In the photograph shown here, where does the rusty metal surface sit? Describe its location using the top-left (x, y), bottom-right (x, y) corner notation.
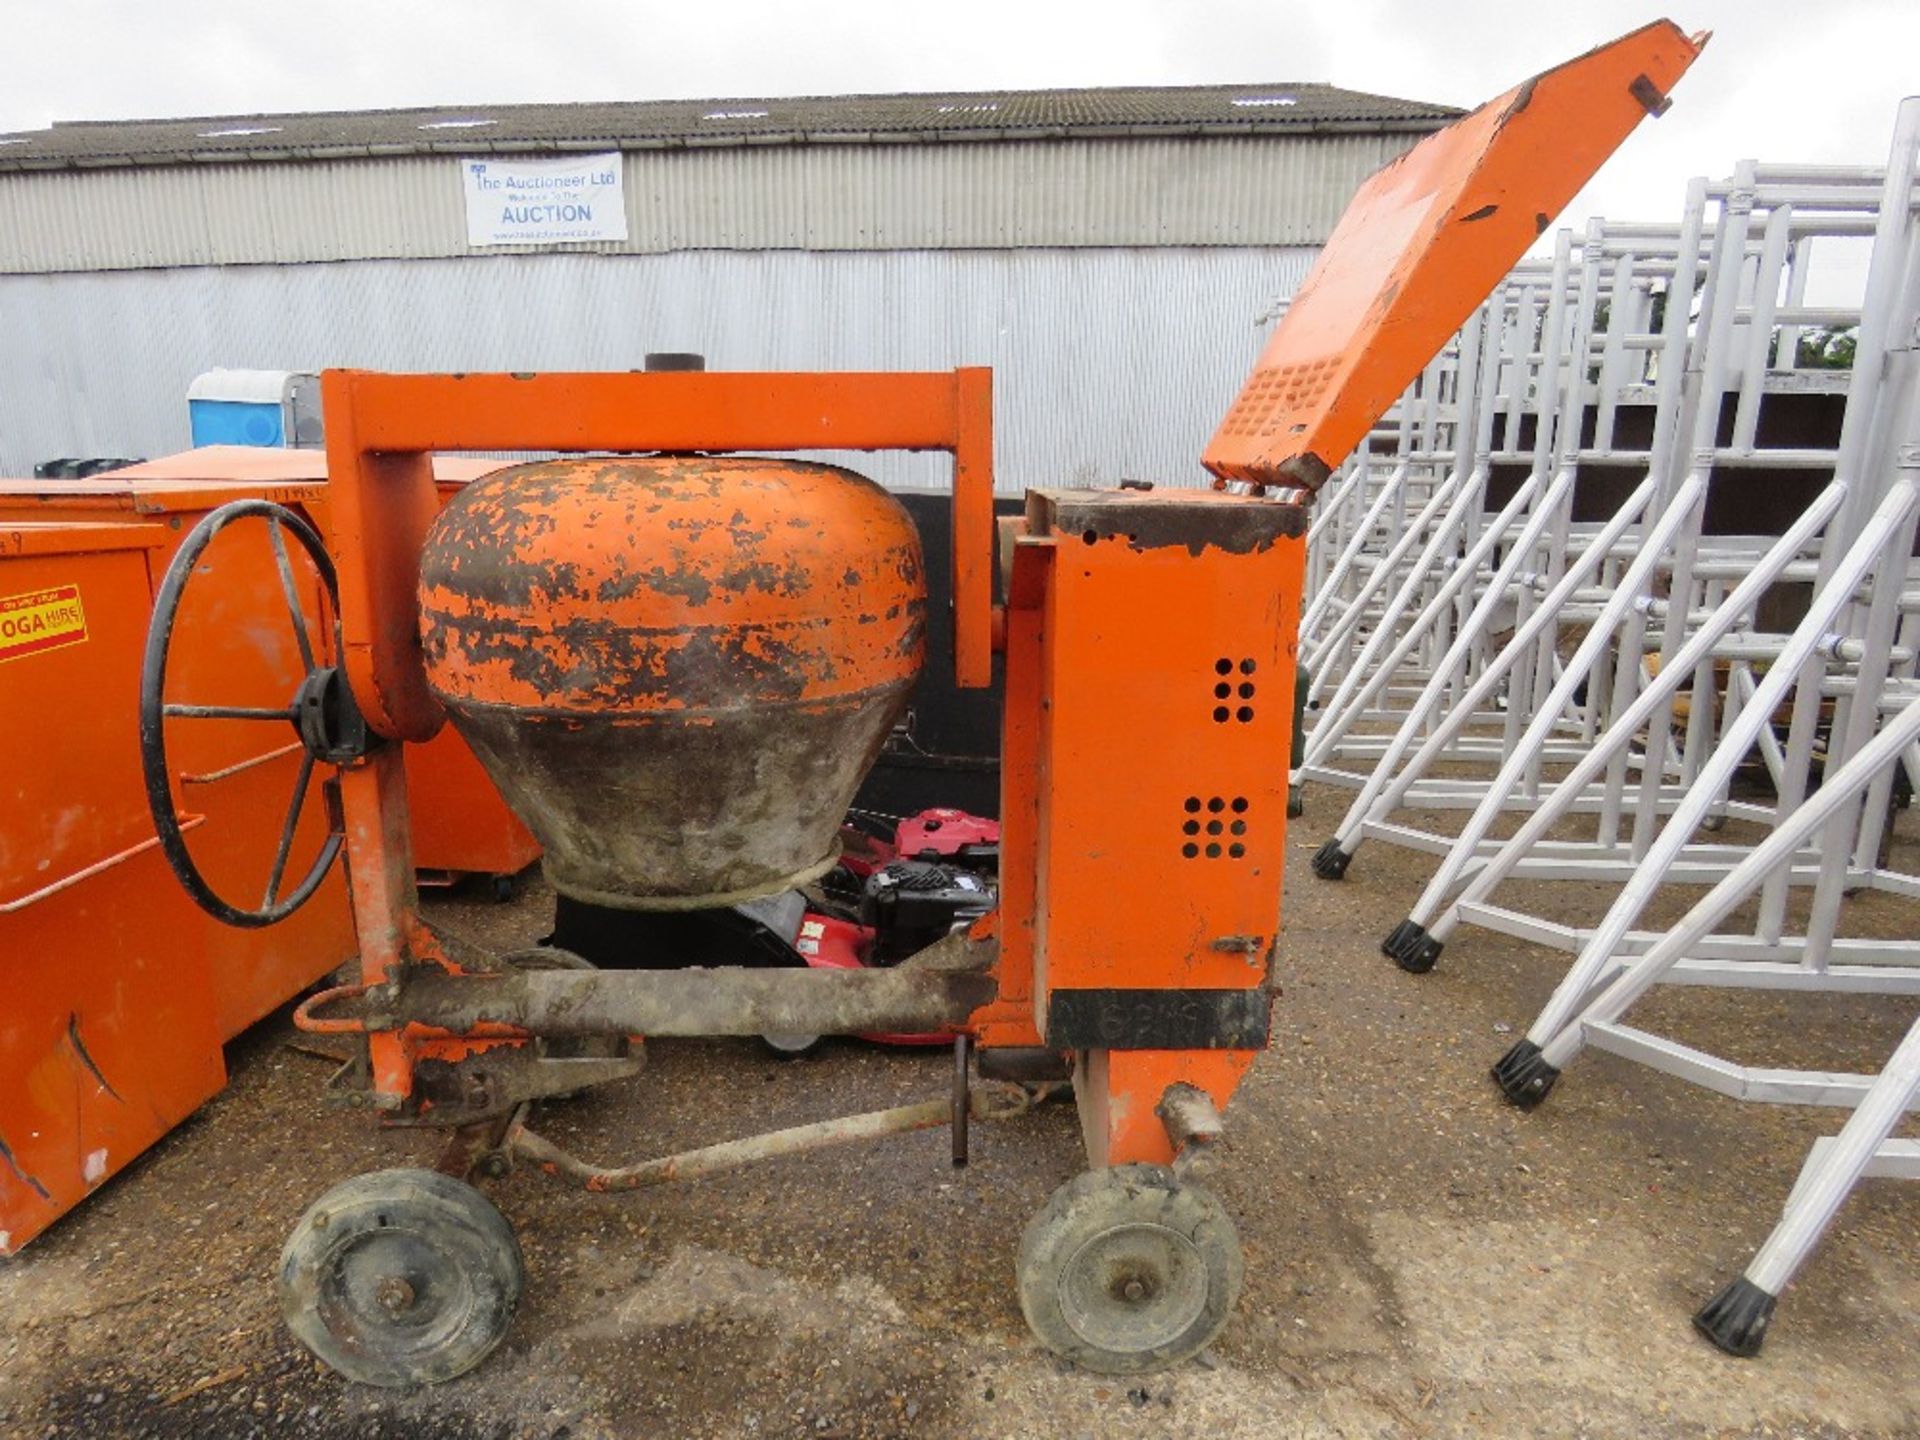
top-left (1155, 1081), bottom-right (1226, 1172)
top-left (417, 455), bottom-right (925, 907)
top-left (324, 369), bottom-right (989, 742)
top-left (508, 1099), bottom-right (956, 1194)
top-left (310, 367), bottom-right (997, 1119)
top-left (407, 1046), bottom-right (646, 1124)
top-left (1026, 486), bottom-right (1309, 555)
top-left (505, 1079), bottom-right (1048, 1194)
top-left (431, 1113), bottom-right (519, 1180)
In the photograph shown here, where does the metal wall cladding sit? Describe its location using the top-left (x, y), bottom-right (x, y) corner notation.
top-left (0, 135), bottom-right (1409, 273)
top-left (0, 246), bottom-right (1315, 488)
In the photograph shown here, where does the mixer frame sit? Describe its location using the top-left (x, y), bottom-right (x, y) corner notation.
top-left (305, 368), bottom-right (1007, 1120)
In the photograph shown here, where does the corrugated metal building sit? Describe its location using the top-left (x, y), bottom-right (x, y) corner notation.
top-left (0, 84), bottom-right (1456, 485)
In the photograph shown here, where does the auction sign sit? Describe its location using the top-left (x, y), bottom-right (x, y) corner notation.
top-left (461, 153), bottom-right (628, 246)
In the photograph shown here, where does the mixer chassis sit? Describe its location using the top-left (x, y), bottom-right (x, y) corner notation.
top-left (132, 20), bottom-right (1709, 1386)
top-left (137, 367), bottom-right (1300, 1379)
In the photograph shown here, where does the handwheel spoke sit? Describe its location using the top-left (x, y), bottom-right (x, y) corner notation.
top-left (268, 515), bottom-right (318, 675)
top-left (263, 749), bottom-right (317, 907)
top-left (164, 702), bottom-right (298, 721)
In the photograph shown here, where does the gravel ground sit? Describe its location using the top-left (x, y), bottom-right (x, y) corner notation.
top-left (2, 812), bottom-right (1916, 1439)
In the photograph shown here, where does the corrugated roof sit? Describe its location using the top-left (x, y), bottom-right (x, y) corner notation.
top-left (0, 82), bottom-right (1459, 172)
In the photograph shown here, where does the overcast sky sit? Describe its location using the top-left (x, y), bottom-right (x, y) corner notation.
top-left (3, 0), bottom-right (1912, 244)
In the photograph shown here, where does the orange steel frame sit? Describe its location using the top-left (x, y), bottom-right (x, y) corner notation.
top-left (316, 366), bottom-right (1298, 1168)
top-left (986, 498), bottom-right (1304, 1166)
top-left (319, 368), bottom-right (999, 1113)
top-left (325, 369), bottom-right (997, 744)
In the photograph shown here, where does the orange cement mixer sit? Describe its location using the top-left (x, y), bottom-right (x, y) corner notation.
top-left (418, 456), bottom-right (925, 908)
top-left (127, 19), bottom-right (1705, 1386)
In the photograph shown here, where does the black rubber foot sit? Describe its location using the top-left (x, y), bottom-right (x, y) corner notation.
top-left (1694, 1277), bottom-right (1776, 1357)
top-left (1287, 790), bottom-right (1305, 820)
top-left (1310, 840), bottom-right (1352, 880)
top-left (1491, 1039), bottom-right (1560, 1108)
top-left (1382, 919), bottom-right (1443, 973)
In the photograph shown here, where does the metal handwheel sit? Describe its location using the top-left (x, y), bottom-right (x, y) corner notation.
top-left (138, 499), bottom-right (367, 929)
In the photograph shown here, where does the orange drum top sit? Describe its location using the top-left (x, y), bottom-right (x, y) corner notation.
top-left (418, 456), bottom-right (926, 717)
top-left (414, 455), bottom-right (927, 907)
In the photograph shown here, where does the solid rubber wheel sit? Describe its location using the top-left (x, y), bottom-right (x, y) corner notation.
top-left (278, 1168), bottom-right (524, 1387)
top-left (1017, 1163), bottom-right (1242, 1374)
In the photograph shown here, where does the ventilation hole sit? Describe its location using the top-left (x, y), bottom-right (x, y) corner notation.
top-left (1228, 843), bottom-right (1246, 859)
top-left (1184, 796), bottom-right (1201, 813)
top-left (1081, 529), bottom-right (1098, 545)
top-left (1215, 658), bottom-right (1233, 675)
top-left (1238, 683), bottom-right (1256, 699)
top-left (1182, 843), bottom-right (1199, 859)
top-left (1230, 797), bottom-right (1249, 813)
top-left (1183, 820), bottom-right (1200, 836)
top-left (1207, 797), bottom-right (1225, 813)
top-left (1240, 658), bottom-right (1257, 675)
top-left (1213, 707), bottom-right (1230, 723)
top-left (1207, 820), bottom-right (1223, 836)
top-left (1205, 843), bottom-right (1222, 858)
top-left (1230, 820), bottom-right (1246, 836)
top-left (1214, 682), bottom-right (1231, 699)
top-left (1236, 707), bottom-right (1255, 723)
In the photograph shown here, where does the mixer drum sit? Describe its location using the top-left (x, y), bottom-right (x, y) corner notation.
top-left (418, 456), bottom-right (925, 909)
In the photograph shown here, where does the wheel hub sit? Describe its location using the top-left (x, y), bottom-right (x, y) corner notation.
top-left (281, 1167), bottom-right (525, 1387)
top-left (294, 665), bottom-right (373, 763)
top-left (1057, 1221), bottom-right (1208, 1354)
top-left (375, 1275), bottom-right (417, 1314)
top-left (319, 1227), bottom-right (471, 1347)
